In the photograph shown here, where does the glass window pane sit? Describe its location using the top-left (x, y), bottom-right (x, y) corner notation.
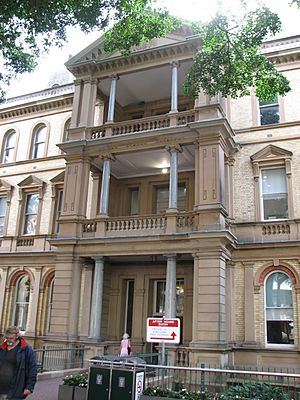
top-left (33, 126), bottom-right (46, 158)
top-left (14, 276), bottom-right (30, 332)
top-left (261, 168), bottom-right (288, 220)
top-left (24, 215), bottom-right (37, 234)
top-left (156, 186), bottom-right (186, 213)
top-left (259, 97), bottom-right (280, 125)
top-left (0, 197), bottom-right (7, 216)
top-left (266, 272), bottom-right (292, 307)
top-left (26, 194), bottom-right (39, 214)
top-left (262, 168), bottom-right (287, 194)
top-left (266, 272), bottom-right (294, 345)
top-left (4, 131), bottom-right (16, 163)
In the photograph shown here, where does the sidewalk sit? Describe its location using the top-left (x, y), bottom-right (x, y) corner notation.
top-left (28, 377), bottom-right (62, 400)
top-left (27, 368), bottom-right (86, 400)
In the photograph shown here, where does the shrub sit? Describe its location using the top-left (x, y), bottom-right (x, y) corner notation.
top-left (143, 386), bottom-right (212, 399)
top-left (216, 382), bottom-right (292, 400)
top-left (62, 373), bottom-right (88, 387)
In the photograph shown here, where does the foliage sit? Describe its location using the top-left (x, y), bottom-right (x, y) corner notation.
top-left (62, 372), bottom-right (88, 387)
top-left (216, 382), bottom-right (292, 400)
top-left (183, 7), bottom-right (291, 101)
top-left (143, 386), bottom-right (212, 399)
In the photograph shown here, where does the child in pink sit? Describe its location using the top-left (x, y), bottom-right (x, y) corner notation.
top-left (119, 333), bottom-right (131, 356)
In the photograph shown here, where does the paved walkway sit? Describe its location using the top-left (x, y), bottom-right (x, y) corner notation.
top-left (28, 377), bottom-right (63, 400)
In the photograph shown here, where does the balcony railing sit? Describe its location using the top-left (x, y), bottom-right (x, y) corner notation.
top-left (89, 109), bottom-right (199, 139)
top-left (81, 211), bottom-right (196, 238)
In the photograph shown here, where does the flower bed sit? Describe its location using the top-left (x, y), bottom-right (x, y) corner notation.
top-left (58, 372), bottom-right (88, 400)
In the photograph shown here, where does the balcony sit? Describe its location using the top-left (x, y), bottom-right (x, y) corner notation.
top-left (0, 235), bottom-right (53, 253)
top-left (81, 211), bottom-right (195, 238)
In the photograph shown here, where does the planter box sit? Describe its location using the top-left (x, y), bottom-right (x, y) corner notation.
top-left (58, 385), bottom-right (75, 400)
top-left (74, 386), bottom-right (87, 400)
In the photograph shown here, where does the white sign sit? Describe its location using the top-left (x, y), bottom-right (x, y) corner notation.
top-left (135, 371), bottom-right (145, 400)
top-left (146, 318), bottom-right (180, 343)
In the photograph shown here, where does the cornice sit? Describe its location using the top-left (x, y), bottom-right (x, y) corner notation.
top-left (0, 95), bottom-right (73, 121)
top-left (68, 38), bottom-right (200, 78)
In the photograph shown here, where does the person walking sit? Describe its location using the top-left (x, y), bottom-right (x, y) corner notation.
top-left (0, 326), bottom-right (37, 399)
top-left (119, 333), bottom-right (131, 357)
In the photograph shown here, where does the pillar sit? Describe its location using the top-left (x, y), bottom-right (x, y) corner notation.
top-left (79, 263), bottom-right (93, 338)
top-left (164, 254), bottom-right (177, 318)
top-left (89, 257), bottom-right (104, 340)
top-left (99, 155), bottom-right (115, 215)
top-left (192, 251), bottom-right (227, 345)
top-left (70, 79), bottom-right (83, 129)
top-left (170, 62), bottom-right (179, 112)
top-left (107, 75), bottom-right (118, 123)
top-left (79, 78), bottom-right (98, 127)
top-left (244, 262), bottom-right (255, 343)
top-left (68, 258), bottom-right (83, 339)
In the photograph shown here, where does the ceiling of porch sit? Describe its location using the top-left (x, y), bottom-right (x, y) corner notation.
top-left (98, 60), bottom-right (193, 107)
top-left (92, 144), bottom-right (195, 179)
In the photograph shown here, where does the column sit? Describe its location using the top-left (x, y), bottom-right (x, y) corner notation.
top-left (0, 268), bottom-right (8, 326)
top-left (244, 262), bottom-right (255, 343)
top-left (68, 259), bottom-right (82, 339)
top-left (89, 257), bottom-right (104, 340)
top-left (79, 263), bottom-right (93, 338)
top-left (79, 78), bottom-right (98, 127)
top-left (70, 79), bottom-right (83, 128)
top-left (26, 267), bottom-right (42, 335)
top-left (164, 254), bottom-right (177, 318)
top-left (106, 75), bottom-right (118, 123)
top-left (170, 62), bottom-right (179, 112)
top-left (192, 251), bottom-right (227, 345)
top-left (99, 155), bottom-right (115, 215)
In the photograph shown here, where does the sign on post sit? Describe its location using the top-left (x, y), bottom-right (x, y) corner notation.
top-left (146, 318), bottom-right (180, 343)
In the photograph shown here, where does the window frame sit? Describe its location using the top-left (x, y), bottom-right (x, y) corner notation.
top-left (153, 183), bottom-right (187, 214)
top-left (259, 96), bottom-right (280, 126)
top-left (264, 271), bottom-right (295, 349)
top-left (251, 145), bottom-right (293, 222)
top-left (12, 274), bottom-right (31, 333)
top-left (2, 130), bottom-right (17, 164)
top-left (0, 179), bottom-right (13, 236)
top-left (23, 192), bottom-right (39, 235)
top-left (259, 166), bottom-right (288, 221)
top-left (29, 123), bottom-right (49, 160)
top-left (17, 175), bottom-right (45, 236)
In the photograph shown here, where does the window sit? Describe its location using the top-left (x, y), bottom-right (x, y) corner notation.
top-left (23, 193), bottom-right (39, 234)
top-left (3, 131), bottom-right (16, 163)
top-left (261, 168), bottom-right (288, 220)
top-left (259, 97), bottom-right (279, 125)
top-left (265, 272), bottom-right (294, 345)
top-left (155, 185), bottom-right (186, 213)
top-left (0, 197), bottom-right (7, 235)
top-left (32, 125), bottom-right (47, 159)
top-left (129, 188), bottom-right (139, 215)
top-left (13, 275), bottom-right (30, 332)
top-left (153, 279), bottom-right (184, 316)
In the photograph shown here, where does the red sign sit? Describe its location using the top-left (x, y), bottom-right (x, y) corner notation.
top-left (146, 318), bottom-right (180, 343)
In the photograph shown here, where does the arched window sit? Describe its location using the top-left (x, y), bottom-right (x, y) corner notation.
top-left (265, 271), bottom-right (294, 345)
top-left (13, 275), bottom-right (30, 332)
top-left (3, 131), bottom-right (16, 163)
top-left (63, 119), bottom-right (71, 142)
top-left (32, 125), bottom-right (47, 159)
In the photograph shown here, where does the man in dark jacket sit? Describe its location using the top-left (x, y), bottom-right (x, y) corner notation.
top-left (0, 326), bottom-right (37, 399)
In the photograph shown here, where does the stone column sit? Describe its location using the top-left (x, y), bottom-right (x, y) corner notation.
top-left (164, 254), bottom-right (177, 318)
top-left (70, 79), bottom-right (83, 129)
top-left (59, 154), bottom-right (91, 236)
top-left (26, 267), bottom-right (42, 335)
top-left (0, 268), bottom-right (8, 327)
top-left (167, 145), bottom-right (182, 210)
top-left (170, 62), bottom-right (179, 112)
top-left (68, 258), bottom-right (83, 339)
top-left (194, 139), bottom-right (227, 230)
top-left (79, 263), bottom-right (93, 338)
top-left (192, 251), bottom-right (227, 345)
top-left (99, 155), bottom-right (115, 215)
top-left (243, 262), bottom-right (255, 343)
top-left (107, 75), bottom-right (118, 123)
top-left (89, 257), bottom-right (104, 340)
top-left (79, 78), bottom-right (98, 127)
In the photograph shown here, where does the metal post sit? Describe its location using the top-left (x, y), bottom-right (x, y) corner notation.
top-left (200, 363), bottom-right (205, 391)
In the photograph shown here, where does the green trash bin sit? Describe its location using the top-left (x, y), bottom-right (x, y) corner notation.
top-left (86, 355), bottom-right (145, 400)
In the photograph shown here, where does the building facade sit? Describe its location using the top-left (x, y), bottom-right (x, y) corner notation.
top-left (0, 28), bottom-right (300, 369)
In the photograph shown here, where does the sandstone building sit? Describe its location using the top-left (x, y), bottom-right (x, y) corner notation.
top-left (0, 28), bottom-right (300, 369)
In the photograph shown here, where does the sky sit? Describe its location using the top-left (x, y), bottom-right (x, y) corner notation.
top-left (5, 0), bottom-right (300, 98)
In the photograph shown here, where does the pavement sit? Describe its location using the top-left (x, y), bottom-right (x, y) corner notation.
top-left (27, 368), bottom-right (86, 400)
top-left (28, 377), bottom-right (62, 400)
